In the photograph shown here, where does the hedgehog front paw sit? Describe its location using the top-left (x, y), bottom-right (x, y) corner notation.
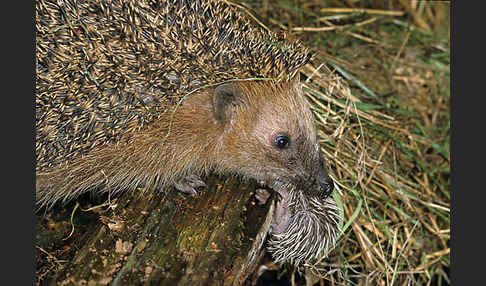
top-left (173, 175), bottom-right (207, 195)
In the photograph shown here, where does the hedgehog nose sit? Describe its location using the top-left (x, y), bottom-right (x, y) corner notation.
top-left (318, 178), bottom-right (334, 199)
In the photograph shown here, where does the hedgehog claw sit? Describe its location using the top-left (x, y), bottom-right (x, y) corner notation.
top-left (173, 175), bottom-right (206, 195)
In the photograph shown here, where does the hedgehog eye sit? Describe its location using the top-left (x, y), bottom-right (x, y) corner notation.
top-left (274, 135), bottom-right (290, 149)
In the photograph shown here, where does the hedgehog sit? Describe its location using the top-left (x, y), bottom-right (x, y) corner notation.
top-left (35, 0), bottom-right (341, 266)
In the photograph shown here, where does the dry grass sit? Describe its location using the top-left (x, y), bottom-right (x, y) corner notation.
top-left (236, 0), bottom-right (450, 285)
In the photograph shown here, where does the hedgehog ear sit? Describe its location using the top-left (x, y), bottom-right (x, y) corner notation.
top-left (213, 83), bottom-right (243, 123)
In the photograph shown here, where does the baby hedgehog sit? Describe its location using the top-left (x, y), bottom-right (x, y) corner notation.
top-left (35, 0), bottom-right (341, 265)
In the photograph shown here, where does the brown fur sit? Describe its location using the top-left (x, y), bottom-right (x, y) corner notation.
top-left (36, 80), bottom-right (325, 208)
top-left (215, 80), bottom-right (320, 184)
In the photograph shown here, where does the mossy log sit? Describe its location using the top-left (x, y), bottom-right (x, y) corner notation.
top-left (35, 175), bottom-right (274, 285)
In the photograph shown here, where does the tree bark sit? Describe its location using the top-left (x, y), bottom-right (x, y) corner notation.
top-left (35, 175), bottom-right (274, 286)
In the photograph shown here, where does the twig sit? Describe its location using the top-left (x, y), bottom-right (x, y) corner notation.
top-left (391, 28), bottom-right (413, 72)
top-left (292, 17), bottom-right (378, 32)
top-left (63, 202), bottom-right (79, 240)
top-left (364, 131), bottom-right (396, 187)
top-left (291, 26), bottom-right (337, 32)
top-left (225, 0), bottom-right (272, 33)
top-left (321, 8), bottom-right (405, 17)
top-left (326, 61), bottom-right (378, 98)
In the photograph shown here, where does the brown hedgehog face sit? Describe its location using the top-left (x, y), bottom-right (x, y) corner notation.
top-left (213, 80), bottom-right (334, 200)
top-left (261, 129), bottom-right (334, 200)
top-left (212, 80), bottom-right (341, 265)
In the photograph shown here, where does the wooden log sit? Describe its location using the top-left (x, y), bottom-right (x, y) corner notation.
top-left (35, 175), bottom-right (274, 286)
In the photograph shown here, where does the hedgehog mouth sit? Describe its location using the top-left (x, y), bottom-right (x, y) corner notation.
top-left (269, 185), bottom-right (293, 235)
top-left (255, 180), bottom-right (292, 234)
